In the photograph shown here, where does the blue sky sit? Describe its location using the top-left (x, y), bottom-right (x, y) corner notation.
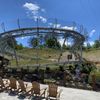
top-left (0, 0), bottom-right (100, 46)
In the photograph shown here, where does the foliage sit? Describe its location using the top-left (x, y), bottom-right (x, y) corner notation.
top-left (62, 44), bottom-right (70, 50)
top-left (7, 37), bottom-right (17, 48)
top-left (86, 43), bottom-right (91, 49)
top-left (28, 37), bottom-right (39, 48)
top-left (45, 37), bottom-right (61, 49)
top-left (16, 43), bottom-right (24, 50)
top-left (7, 38), bottom-right (24, 50)
top-left (93, 40), bottom-right (100, 48)
top-left (82, 40), bottom-right (100, 51)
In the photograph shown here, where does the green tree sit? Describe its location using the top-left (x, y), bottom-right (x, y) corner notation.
top-left (45, 37), bottom-right (61, 49)
top-left (87, 43), bottom-right (91, 49)
top-left (83, 29), bottom-right (90, 50)
top-left (62, 44), bottom-right (70, 50)
top-left (93, 40), bottom-right (100, 48)
top-left (7, 37), bottom-right (17, 48)
top-left (16, 43), bottom-right (24, 50)
top-left (7, 37), bottom-right (24, 50)
top-left (28, 37), bottom-right (39, 48)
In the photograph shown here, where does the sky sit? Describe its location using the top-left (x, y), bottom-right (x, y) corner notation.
top-left (0, 0), bottom-right (100, 46)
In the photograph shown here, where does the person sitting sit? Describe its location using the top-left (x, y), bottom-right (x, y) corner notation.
top-left (75, 66), bottom-right (81, 80)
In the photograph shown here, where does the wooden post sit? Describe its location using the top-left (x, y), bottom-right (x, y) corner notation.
top-left (92, 74), bottom-right (96, 90)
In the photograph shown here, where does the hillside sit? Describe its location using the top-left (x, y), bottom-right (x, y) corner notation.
top-left (83, 49), bottom-right (100, 62)
top-left (7, 48), bottom-right (100, 67)
top-left (9, 48), bottom-right (62, 67)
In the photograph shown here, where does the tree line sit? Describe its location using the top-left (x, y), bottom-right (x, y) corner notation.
top-left (7, 36), bottom-right (100, 51)
top-left (28, 36), bottom-right (100, 50)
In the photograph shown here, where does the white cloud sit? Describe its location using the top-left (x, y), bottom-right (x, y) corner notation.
top-left (84, 41), bottom-right (94, 46)
top-left (89, 29), bottom-right (96, 37)
top-left (48, 23), bottom-right (77, 31)
top-left (39, 16), bottom-right (47, 23)
top-left (59, 39), bottom-right (71, 46)
top-left (23, 2), bottom-right (47, 23)
top-left (48, 23), bottom-right (61, 28)
top-left (89, 41), bottom-right (94, 45)
top-left (48, 23), bottom-right (52, 26)
top-left (32, 16), bottom-right (47, 23)
top-left (62, 26), bottom-right (77, 30)
top-left (23, 2), bottom-right (40, 15)
top-left (21, 37), bottom-right (28, 40)
top-left (41, 9), bottom-right (45, 12)
top-left (55, 24), bottom-right (61, 28)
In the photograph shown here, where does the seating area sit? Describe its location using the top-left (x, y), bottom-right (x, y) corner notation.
top-left (0, 63), bottom-right (96, 91)
top-left (0, 62), bottom-right (99, 100)
top-left (0, 76), bottom-right (62, 100)
top-left (0, 76), bottom-right (100, 100)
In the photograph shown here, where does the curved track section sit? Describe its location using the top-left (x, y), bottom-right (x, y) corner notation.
top-left (0, 27), bottom-right (85, 66)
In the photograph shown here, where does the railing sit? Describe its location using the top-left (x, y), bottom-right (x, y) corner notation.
top-left (0, 18), bottom-right (85, 67)
top-left (0, 18), bottom-right (85, 35)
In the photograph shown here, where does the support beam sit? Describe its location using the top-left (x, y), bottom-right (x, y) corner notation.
top-left (10, 36), bottom-right (19, 67)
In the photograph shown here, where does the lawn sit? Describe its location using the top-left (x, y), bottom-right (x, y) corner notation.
top-left (7, 48), bottom-right (100, 70)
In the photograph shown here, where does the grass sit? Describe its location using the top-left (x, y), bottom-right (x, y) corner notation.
top-left (89, 70), bottom-right (100, 83)
top-left (83, 49), bottom-right (100, 61)
top-left (8, 48), bottom-right (100, 68)
top-left (17, 48), bottom-right (61, 59)
top-left (9, 48), bottom-right (63, 68)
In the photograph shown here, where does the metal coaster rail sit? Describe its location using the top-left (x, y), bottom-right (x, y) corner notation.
top-left (0, 26), bottom-right (85, 67)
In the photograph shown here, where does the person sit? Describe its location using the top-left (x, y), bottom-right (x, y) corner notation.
top-left (75, 64), bottom-right (81, 80)
top-left (81, 63), bottom-right (91, 84)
